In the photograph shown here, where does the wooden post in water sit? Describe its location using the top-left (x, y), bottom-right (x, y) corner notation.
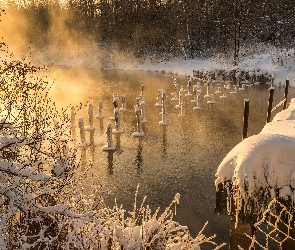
top-left (242, 99), bottom-right (249, 140)
top-left (283, 78), bottom-right (289, 110)
top-left (266, 87), bottom-right (274, 123)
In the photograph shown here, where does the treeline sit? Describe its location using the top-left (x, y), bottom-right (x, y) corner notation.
top-left (4, 0), bottom-right (295, 61)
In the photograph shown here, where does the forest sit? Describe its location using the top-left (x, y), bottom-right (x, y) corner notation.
top-left (2, 0), bottom-right (295, 62)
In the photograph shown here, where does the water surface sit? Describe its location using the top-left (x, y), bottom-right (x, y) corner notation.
top-left (50, 67), bottom-right (295, 248)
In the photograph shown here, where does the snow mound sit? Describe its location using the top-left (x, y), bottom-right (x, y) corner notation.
top-left (215, 98), bottom-right (295, 201)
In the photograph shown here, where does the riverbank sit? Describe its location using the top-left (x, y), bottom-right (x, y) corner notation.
top-left (117, 52), bottom-right (295, 88)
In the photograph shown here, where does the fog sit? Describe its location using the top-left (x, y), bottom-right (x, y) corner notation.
top-left (0, 3), bottom-right (137, 69)
top-left (0, 3), bottom-right (140, 110)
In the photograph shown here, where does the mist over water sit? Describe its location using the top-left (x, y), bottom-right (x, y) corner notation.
top-left (0, 4), bottom-right (137, 70)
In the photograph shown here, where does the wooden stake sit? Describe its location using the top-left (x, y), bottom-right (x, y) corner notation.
top-left (243, 99), bottom-right (249, 140)
top-left (266, 87), bottom-right (274, 123)
top-left (283, 78), bottom-right (289, 110)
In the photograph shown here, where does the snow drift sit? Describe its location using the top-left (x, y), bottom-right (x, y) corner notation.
top-left (215, 98), bottom-right (295, 214)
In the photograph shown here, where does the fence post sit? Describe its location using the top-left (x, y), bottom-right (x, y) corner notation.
top-left (283, 78), bottom-right (289, 110)
top-left (266, 87), bottom-right (274, 123)
top-left (243, 99), bottom-right (249, 140)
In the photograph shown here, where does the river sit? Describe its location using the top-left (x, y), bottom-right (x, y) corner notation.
top-left (49, 66), bottom-right (295, 249)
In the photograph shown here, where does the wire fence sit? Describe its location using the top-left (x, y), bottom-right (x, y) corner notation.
top-left (240, 198), bottom-right (295, 250)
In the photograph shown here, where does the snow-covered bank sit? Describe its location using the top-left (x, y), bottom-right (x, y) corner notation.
top-left (118, 52), bottom-right (295, 88)
top-left (29, 43), bottom-right (295, 88)
top-left (215, 98), bottom-right (295, 210)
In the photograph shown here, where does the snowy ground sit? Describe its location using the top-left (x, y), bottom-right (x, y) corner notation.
top-left (117, 52), bottom-right (295, 88)
top-left (30, 43), bottom-right (295, 88)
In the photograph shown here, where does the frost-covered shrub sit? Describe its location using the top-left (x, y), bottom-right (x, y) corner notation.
top-left (66, 187), bottom-right (226, 250)
top-left (0, 45), bottom-right (81, 248)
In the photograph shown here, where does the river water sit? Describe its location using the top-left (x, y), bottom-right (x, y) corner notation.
top-left (49, 67), bottom-right (295, 249)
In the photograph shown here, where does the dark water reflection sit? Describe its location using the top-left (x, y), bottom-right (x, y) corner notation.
top-left (50, 67), bottom-right (295, 248)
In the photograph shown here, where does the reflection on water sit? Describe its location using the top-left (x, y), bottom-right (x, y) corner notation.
top-left (107, 151), bottom-right (114, 174)
top-left (135, 137), bottom-right (143, 171)
top-left (80, 148), bottom-right (87, 169)
top-left (99, 119), bottom-right (104, 132)
top-left (114, 134), bottom-right (122, 154)
top-left (50, 67), bottom-right (295, 248)
top-left (71, 128), bottom-right (76, 141)
top-left (89, 130), bottom-right (95, 162)
top-left (162, 126), bottom-right (167, 159)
